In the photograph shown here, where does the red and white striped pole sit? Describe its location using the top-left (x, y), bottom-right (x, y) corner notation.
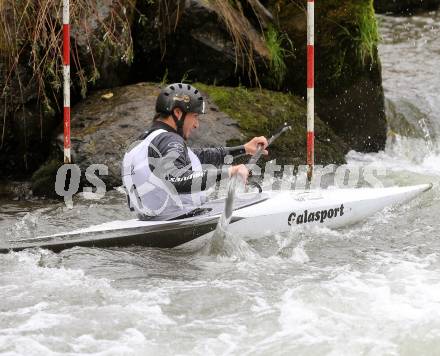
top-left (307, 0), bottom-right (315, 182)
top-left (63, 0), bottom-right (71, 163)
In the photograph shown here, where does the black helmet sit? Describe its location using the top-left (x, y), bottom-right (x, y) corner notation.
top-left (155, 83), bottom-right (205, 116)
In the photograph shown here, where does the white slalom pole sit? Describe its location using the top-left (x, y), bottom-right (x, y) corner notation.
top-left (307, 0), bottom-right (315, 182)
top-left (63, 0), bottom-right (71, 163)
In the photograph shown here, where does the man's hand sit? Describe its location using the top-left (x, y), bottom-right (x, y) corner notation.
top-left (244, 136), bottom-right (269, 156)
top-left (228, 164), bottom-right (249, 184)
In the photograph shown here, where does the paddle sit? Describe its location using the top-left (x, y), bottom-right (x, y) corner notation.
top-left (209, 122), bottom-right (292, 251)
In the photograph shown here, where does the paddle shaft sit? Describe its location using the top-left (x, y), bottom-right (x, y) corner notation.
top-left (247, 123), bottom-right (291, 168)
top-left (222, 123), bottom-right (292, 223)
top-left (208, 122), bottom-right (292, 253)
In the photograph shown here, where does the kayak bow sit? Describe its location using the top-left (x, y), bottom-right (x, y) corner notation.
top-left (0, 184), bottom-right (432, 253)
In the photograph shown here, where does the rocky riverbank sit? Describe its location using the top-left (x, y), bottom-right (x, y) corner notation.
top-left (30, 82), bottom-right (347, 196)
top-left (0, 0), bottom-right (410, 198)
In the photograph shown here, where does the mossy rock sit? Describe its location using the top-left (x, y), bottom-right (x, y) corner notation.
top-left (31, 158), bottom-right (63, 198)
top-left (197, 84), bottom-right (347, 165)
top-left (270, 0), bottom-right (380, 95)
top-left (131, 0), bottom-right (270, 87)
top-left (33, 82), bottom-right (346, 197)
top-left (269, 0), bottom-right (387, 152)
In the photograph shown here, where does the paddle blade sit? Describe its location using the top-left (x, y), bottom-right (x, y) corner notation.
top-left (224, 176), bottom-right (238, 223)
top-left (207, 176), bottom-right (241, 254)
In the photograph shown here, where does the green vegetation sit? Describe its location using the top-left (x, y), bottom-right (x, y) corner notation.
top-left (207, 0), bottom-right (261, 85)
top-left (0, 0), bottom-right (134, 105)
top-left (271, 0), bottom-right (381, 89)
top-left (321, 1), bottom-right (380, 84)
top-left (196, 83), bottom-right (347, 165)
top-left (356, 3), bottom-right (380, 65)
top-left (269, 0), bottom-right (386, 152)
top-left (264, 26), bottom-right (292, 88)
top-left (329, 2), bottom-right (379, 67)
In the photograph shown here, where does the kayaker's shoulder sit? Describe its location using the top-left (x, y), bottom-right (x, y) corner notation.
top-left (149, 128), bottom-right (186, 156)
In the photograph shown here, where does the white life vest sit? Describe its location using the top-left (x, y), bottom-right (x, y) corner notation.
top-left (122, 129), bottom-right (207, 218)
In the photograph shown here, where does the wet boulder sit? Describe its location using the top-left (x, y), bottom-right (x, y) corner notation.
top-left (269, 0), bottom-right (387, 152)
top-left (0, 1), bottom-right (58, 178)
top-left (0, 0), bottom-right (136, 181)
top-left (54, 82), bottom-right (244, 190)
top-left (69, 0), bottom-right (136, 93)
top-left (196, 84), bottom-right (348, 167)
top-left (132, 0), bottom-right (270, 86)
top-left (32, 82), bottom-right (347, 196)
top-left (374, 0), bottom-right (440, 14)
top-left (0, 60), bottom-right (58, 179)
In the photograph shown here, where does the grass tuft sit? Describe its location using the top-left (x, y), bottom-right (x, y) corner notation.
top-left (264, 26), bottom-right (293, 88)
top-left (355, 3), bottom-right (379, 66)
top-left (208, 0), bottom-right (261, 86)
top-left (0, 0), bottom-right (134, 109)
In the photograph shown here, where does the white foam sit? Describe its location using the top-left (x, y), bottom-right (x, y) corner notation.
top-left (346, 136), bottom-right (440, 178)
top-left (270, 252), bottom-right (440, 354)
top-left (0, 251), bottom-right (175, 354)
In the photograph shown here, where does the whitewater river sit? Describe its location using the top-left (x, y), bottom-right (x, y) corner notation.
top-left (1, 11), bottom-right (440, 355)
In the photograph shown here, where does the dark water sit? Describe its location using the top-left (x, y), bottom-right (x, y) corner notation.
top-left (1, 11), bottom-right (440, 355)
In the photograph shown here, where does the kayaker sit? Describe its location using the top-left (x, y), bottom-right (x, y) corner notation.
top-left (122, 83), bottom-right (268, 219)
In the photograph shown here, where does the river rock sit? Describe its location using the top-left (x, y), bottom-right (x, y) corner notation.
top-left (196, 84), bottom-right (348, 167)
top-left (0, 1), bottom-right (57, 179)
top-left (269, 0), bottom-right (387, 152)
top-left (132, 0), bottom-right (270, 86)
top-left (0, 60), bottom-right (58, 179)
top-left (32, 82), bottom-right (347, 196)
top-left (0, 0), bottom-right (135, 180)
top-left (374, 0), bottom-right (440, 14)
top-left (0, 180), bottom-right (33, 200)
top-left (71, 0), bottom-right (136, 91)
top-left (40, 82), bottom-right (245, 192)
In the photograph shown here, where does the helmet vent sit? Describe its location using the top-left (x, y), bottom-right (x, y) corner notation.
top-left (156, 83), bottom-right (205, 116)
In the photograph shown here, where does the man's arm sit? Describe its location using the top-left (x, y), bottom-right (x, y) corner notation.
top-left (192, 146), bottom-right (246, 167)
top-left (149, 133), bottom-right (224, 194)
top-left (192, 136), bottom-right (269, 167)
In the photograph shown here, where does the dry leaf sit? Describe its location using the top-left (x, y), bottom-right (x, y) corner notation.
top-left (101, 92), bottom-right (114, 100)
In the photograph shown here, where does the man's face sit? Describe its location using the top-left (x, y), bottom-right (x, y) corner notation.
top-left (182, 112), bottom-right (199, 140)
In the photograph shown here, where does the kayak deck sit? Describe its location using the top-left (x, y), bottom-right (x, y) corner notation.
top-left (0, 184), bottom-right (432, 253)
top-left (0, 193), bottom-right (266, 252)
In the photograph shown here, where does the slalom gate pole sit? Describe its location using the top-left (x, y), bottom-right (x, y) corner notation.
top-left (307, 0), bottom-right (315, 182)
top-left (63, 0), bottom-right (71, 163)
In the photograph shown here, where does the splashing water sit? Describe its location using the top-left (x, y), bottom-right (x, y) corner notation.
top-left (0, 10), bottom-right (440, 355)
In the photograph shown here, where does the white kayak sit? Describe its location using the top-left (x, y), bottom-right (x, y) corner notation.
top-left (0, 184), bottom-right (432, 253)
